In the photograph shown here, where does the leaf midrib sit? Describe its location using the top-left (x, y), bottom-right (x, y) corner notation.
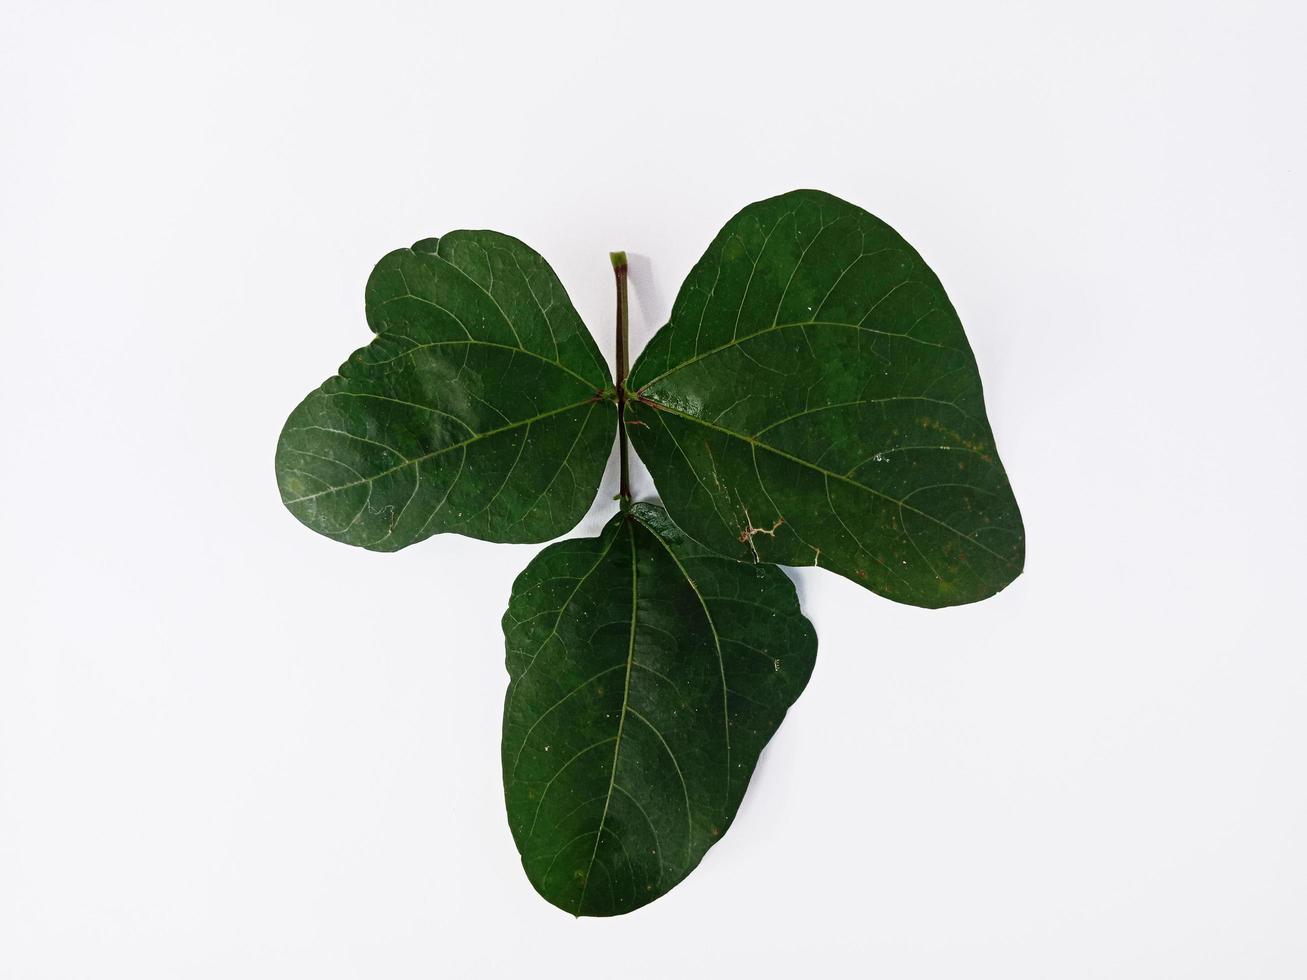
top-left (577, 519), bottom-right (639, 914)
top-left (640, 400), bottom-right (1016, 567)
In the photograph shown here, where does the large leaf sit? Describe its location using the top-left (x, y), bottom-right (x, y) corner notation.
top-left (501, 503), bottom-right (815, 916)
top-left (626, 190), bottom-right (1024, 607)
top-left (276, 232), bottom-right (615, 549)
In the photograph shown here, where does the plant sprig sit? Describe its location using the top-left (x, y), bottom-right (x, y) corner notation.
top-left (275, 189), bottom-right (1025, 915)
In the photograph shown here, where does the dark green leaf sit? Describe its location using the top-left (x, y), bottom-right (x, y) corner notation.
top-left (626, 190), bottom-right (1024, 607)
top-left (501, 503), bottom-right (815, 916)
top-left (276, 232), bottom-right (616, 549)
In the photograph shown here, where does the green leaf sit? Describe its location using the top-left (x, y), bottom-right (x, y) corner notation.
top-left (626, 189), bottom-right (1024, 607)
top-left (275, 232), bottom-right (616, 549)
top-left (501, 503), bottom-right (815, 916)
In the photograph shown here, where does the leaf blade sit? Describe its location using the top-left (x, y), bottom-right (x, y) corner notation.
top-left (501, 504), bottom-right (816, 916)
top-left (276, 231), bottom-right (615, 549)
top-left (627, 190), bottom-right (1024, 607)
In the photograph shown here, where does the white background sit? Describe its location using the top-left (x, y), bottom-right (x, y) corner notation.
top-left (3, 1), bottom-right (1305, 976)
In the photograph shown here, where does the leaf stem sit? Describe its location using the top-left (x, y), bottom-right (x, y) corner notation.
top-left (611, 251), bottom-right (631, 507)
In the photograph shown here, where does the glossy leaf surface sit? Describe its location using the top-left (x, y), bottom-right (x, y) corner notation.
top-left (501, 503), bottom-right (815, 916)
top-left (627, 190), bottom-right (1024, 607)
top-left (276, 232), bottom-right (615, 549)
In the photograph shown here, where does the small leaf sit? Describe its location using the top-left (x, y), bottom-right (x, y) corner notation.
top-left (626, 189), bottom-right (1024, 607)
top-left (276, 232), bottom-right (615, 549)
top-left (501, 503), bottom-right (815, 916)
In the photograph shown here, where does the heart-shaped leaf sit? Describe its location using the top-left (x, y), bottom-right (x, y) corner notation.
top-left (627, 190), bottom-right (1024, 607)
top-left (276, 232), bottom-right (615, 549)
top-left (501, 503), bottom-right (815, 916)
